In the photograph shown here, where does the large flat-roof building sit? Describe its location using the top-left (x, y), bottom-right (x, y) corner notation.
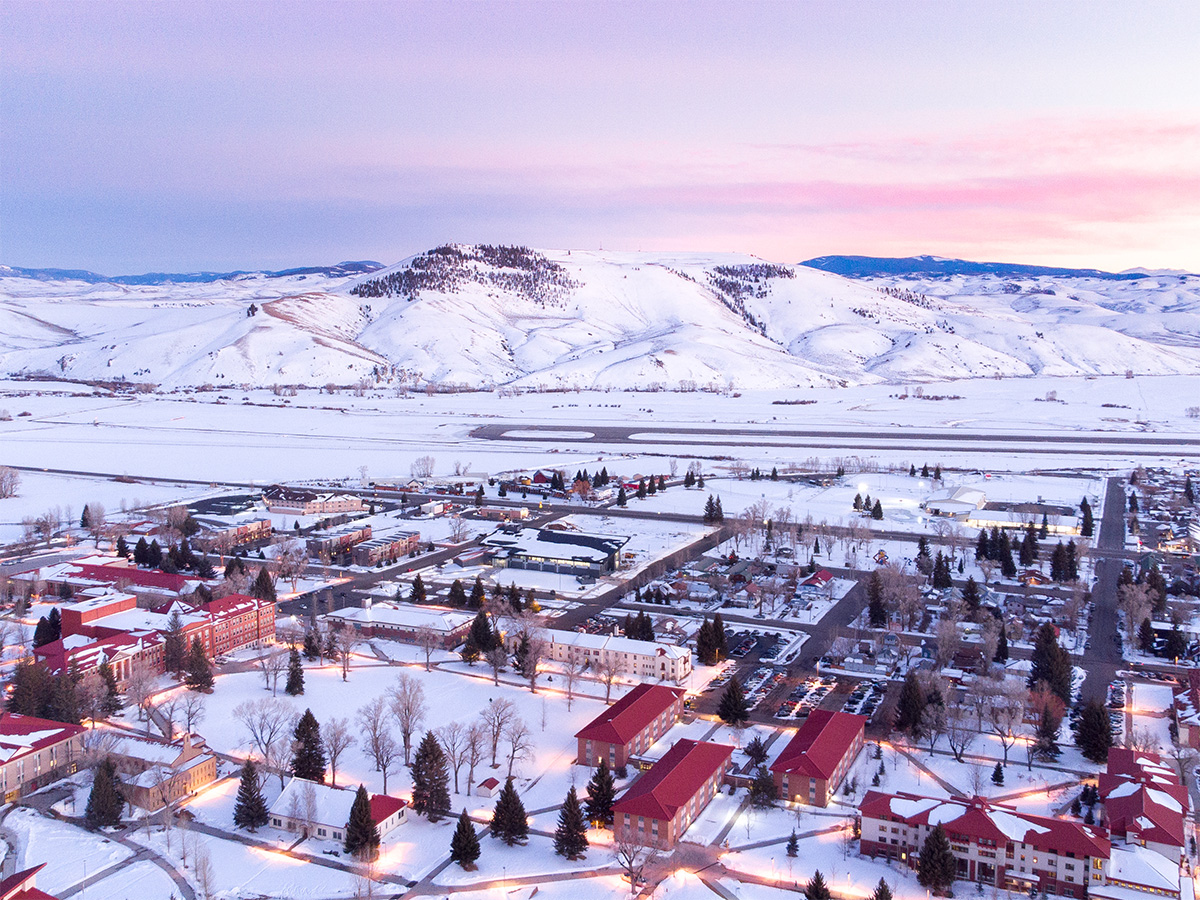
top-left (575, 683), bottom-right (685, 769)
top-left (263, 485), bottom-right (365, 517)
top-left (613, 739), bottom-right (733, 848)
top-left (547, 630), bottom-right (691, 684)
top-left (325, 602), bottom-right (473, 650)
top-left (0, 713), bottom-right (86, 802)
top-left (482, 526), bottom-right (630, 576)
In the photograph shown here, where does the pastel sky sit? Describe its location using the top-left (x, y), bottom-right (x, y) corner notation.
top-left (2, 1), bottom-right (1199, 273)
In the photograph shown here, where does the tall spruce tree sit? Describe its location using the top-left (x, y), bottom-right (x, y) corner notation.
top-left (1076, 700), bottom-right (1114, 763)
top-left (250, 566), bottom-right (276, 603)
top-left (285, 648), bottom-right (305, 696)
top-left (872, 879), bottom-right (894, 900)
top-left (712, 613), bottom-right (728, 659)
top-left (98, 661), bottom-right (122, 717)
top-left (584, 759), bottom-right (616, 826)
top-left (233, 759), bottom-right (269, 831)
top-left (162, 608), bottom-right (186, 675)
top-left (85, 758), bottom-right (124, 829)
top-left (450, 808), bottom-right (482, 869)
top-left (184, 637), bottom-right (213, 691)
top-left (895, 672), bottom-right (928, 735)
top-left (994, 623), bottom-right (1009, 662)
top-left (303, 629), bottom-right (321, 661)
top-left (917, 823), bottom-right (956, 893)
top-left (806, 870), bottom-right (832, 900)
top-left (786, 829), bottom-right (799, 857)
top-left (291, 709), bottom-right (327, 783)
top-left (1028, 623), bottom-right (1071, 704)
top-left (411, 731), bottom-right (451, 822)
top-left (867, 571), bottom-right (887, 627)
top-left (553, 786), bottom-right (589, 859)
top-left (490, 777), bottom-right (529, 846)
top-left (717, 677), bottom-right (749, 727)
top-left (344, 784), bottom-right (380, 860)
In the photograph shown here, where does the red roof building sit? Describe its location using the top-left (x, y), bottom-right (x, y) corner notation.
top-left (613, 739), bottom-right (733, 847)
top-left (860, 791), bottom-right (1110, 899)
top-left (0, 714), bottom-right (86, 802)
top-left (1099, 749), bottom-right (1188, 860)
top-left (575, 683), bottom-right (685, 768)
top-left (769, 709), bottom-right (865, 806)
top-left (0, 864), bottom-right (58, 900)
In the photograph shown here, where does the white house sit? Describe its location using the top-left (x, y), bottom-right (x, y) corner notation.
top-left (268, 777), bottom-right (406, 842)
top-left (546, 630), bottom-right (692, 684)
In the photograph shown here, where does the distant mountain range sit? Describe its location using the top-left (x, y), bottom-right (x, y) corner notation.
top-left (799, 255), bottom-right (1191, 280)
top-left (2, 246), bottom-right (1198, 390)
top-left (0, 261), bottom-right (384, 285)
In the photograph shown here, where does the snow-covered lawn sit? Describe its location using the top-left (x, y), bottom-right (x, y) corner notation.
top-left (84, 860), bottom-right (180, 900)
top-left (433, 831), bottom-right (617, 886)
top-left (4, 807), bottom-right (134, 895)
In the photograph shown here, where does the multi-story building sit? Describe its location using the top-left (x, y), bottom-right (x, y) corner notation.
top-left (0, 713), bottom-right (86, 802)
top-left (324, 602), bottom-right (473, 650)
top-left (860, 791), bottom-right (1111, 898)
top-left (351, 531), bottom-right (421, 567)
top-left (613, 739), bottom-right (733, 848)
top-left (305, 524), bottom-right (372, 559)
top-left (113, 732), bottom-right (218, 812)
top-left (575, 683), bottom-right (685, 768)
top-left (1099, 749), bottom-right (1188, 862)
top-left (482, 526), bottom-right (630, 576)
top-left (546, 630), bottom-right (691, 684)
top-left (262, 485), bottom-right (365, 516)
top-left (769, 709), bottom-right (866, 807)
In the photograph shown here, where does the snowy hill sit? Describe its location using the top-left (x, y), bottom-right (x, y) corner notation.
top-left (2, 245), bottom-right (1199, 390)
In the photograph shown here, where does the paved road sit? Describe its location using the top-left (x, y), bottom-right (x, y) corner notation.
top-left (470, 423), bottom-right (1200, 457)
top-left (1077, 476), bottom-right (1128, 703)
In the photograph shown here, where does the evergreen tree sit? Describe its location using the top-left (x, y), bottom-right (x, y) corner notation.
top-left (992, 762), bottom-right (1004, 785)
top-left (285, 648), bottom-right (305, 696)
top-left (872, 879), bottom-right (894, 900)
top-left (134, 536), bottom-right (150, 566)
top-left (712, 612), bottom-right (728, 660)
top-left (553, 786), bottom-right (589, 859)
top-left (448, 579), bottom-right (467, 608)
top-left (98, 661), bottom-right (122, 717)
top-left (895, 672), bottom-right (927, 735)
top-left (1138, 617), bottom-right (1156, 653)
top-left (1039, 513), bottom-right (1050, 539)
top-left (1185, 476), bottom-right (1195, 505)
top-left (636, 479), bottom-right (647, 500)
top-left (303, 629), bottom-right (321, 661)
top-left (871, 499), bottom-right (884, 520)
top-left (867, 571), bottom-right (888, 627)
top-left (584, 759), bottom-right (616, 826)
top-left (714, 496), bottom-right (723, 522)
top-left (147, 539), bottom-right (162, 568)
top-left (32, 615), bottom-right (56, 649)
top-left (994, 624), bottom-right (1009, 662)
top-left (184, 637), bottom-right (213, 691)
top-left (344, 784), bottom-right (381, 860)
top-left (1076, 700), bottom-right (1114, 763)
top-left (490, 777), bottom-right (529, 846)
top-left (411, 731), bottom-right (451, 822)
top-left (233, 759), bottom-right (269, 831)
top-left (910, 464), bottom-right (917, 476)
top-left (163, 608), bottom-right (187, 675)
top-left (409, 574), bottom-right (427, 604)
top-left (997, 531), bottom-right (1017, 577)
top-left (921, 463), bottom-right (930, 478)
top-left (749, 765), bottom-right (778, 808)
top-left (1028, 623), bottom-right (1071, 704)
top-left (469, 576), bottom-right (486, 609)
top-left (290, 709), bottom-right (327, 782)
top-left (703, 495), bottom-right (718, 524)
top-left (917, 824), bottom-right (956, 893)
top-left (250, 567), bottom-right (276, 603)
top-left (931, 552), bottom-right (952, 589)
top-left (718, 677), bottom-right (749, 727)
top-left (786, 829), bottom-right (799, 857)
top-left (115, 534), bottom-right (129, 559)
top-left (806, 870), bottom-right (832, 900)
top-left (1080, 498), bottom-right (1095, 536)
top-left (450, 808), bottom-right (481, 868)
top-left (853, 493), bottom-right (863, 511)
top-left (6, 661), bottom-right (49, 717)
top-left (1020, 524), bottom-right (1038, 567)
top-left (962, 576), bottom-right (980, 614)
top-left (975, 529), bottom-right (990, 561)
top-left (1165, 625), bottom-right (1188, 660)
top-left (696, 619), bottom-right (716, 665)
top-left (85, 758), bottom-right (124, 829)
top-left (1034, 700), bottom-right (1062, 760)
top-left (617, 486), bottom-right (627, 507)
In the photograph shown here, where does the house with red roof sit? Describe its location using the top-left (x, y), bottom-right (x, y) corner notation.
top-left (268, 777), bottom-right (406, 841)
top-left (769, 709), bottom-right (865, 806)
top-left (860, 791), bottom-right (1111, 898)
top-left (0, 713), bottom-right (86, 802)
top-left (1099, 749), bottom-right (1188, 861)
top-left (613, 739), bottom-right (733, 848)
top-left (575, 683), bottom-right (685, 769)
top-left (0, 864), bottom-right (58, 900)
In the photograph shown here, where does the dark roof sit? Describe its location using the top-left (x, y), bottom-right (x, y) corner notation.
top-left (575, 684), bottom-right (684, 745)
top-left (770, 709), bottom-right (865, 779)
top-left (614, 739), bottom-right (733, 821)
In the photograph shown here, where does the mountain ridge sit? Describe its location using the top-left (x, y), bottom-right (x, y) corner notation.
top-left (799, 255), bottom-right (1195, 280)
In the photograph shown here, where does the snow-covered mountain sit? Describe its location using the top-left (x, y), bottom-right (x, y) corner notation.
top-left (2, 245), bottom-right (1199, 390)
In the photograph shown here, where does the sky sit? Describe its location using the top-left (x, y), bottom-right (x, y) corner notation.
top-left (2, 1), bottom-right (1199, 274)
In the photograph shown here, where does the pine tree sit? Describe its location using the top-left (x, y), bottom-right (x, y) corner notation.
top-left (1034, 700), bottom-right (1062, 760)
top-left (148, 538), bottom-right (163, 567)
top-left (585, 758), bottom-right (616, 826)
top-left (553, 786), bottom-right (589, 859)
top-left (411, 731), bottom-right (451, 822)
top-left (490, 777), bottom-right (529, 846)
top-left (98, 661), bottom-right (122, 716)
top-left (871, 499), bottom-right (884, 520)
top-left (290, 709), bottom-right (327, 782)
top-left (975, 529), bottom-right (989, 561)
top-left (1020, 524), bottom-right (1037, 567)
top-left (895, 672), bottom-right (927, 735)
top-left (696, 619), bottom-right (716, 665)
top-left (303, 629), bottom-right (321, 661)
top-left (85, 758), bottom-right (124, 829)
top-left (115, 534), bottom-right (129, 559)
top-left (1138, 617), bottom-right (1156, 652)
top-left (994, 624), bottom-right (1009, 662)
top-left (703, 495), bottom-right (718, 524)
top-left (450, 808), bottom-right (481, 868)
top-left (617, 486), bottom-right (627, 507)
top-left (853, 493), bottom-right (863, 511)
top-left (786, 829), bottom-right (799, 857)
top-left (872, 879), bottom-right (894, 900)
top-left (997, 531), bottom-right (1017, 577)
top-left (469, 576), bottom-right (486, 609)
top-left (163, 608), bottom-right (187, 675)
top-left (1028, 623), bottom-right (1071, 704)
top-left (718, 677), bottom-right (749, 727)
top-left (409, 574), bottom-right (427, 604)
top-left (917, 824), bottom-right (956, 893)
top-left (447, 579), bottom-right (467, 608)
top-left (712, 612), bottom-right (728, 660)
top-left (233, 759), bottom-right (269, 831)
top-left (285, 648), bottom-right (305, 696)
top-left (344, 784), bottom-right (380, 860)
top-left (749, 765), bottom-right (778, 808)
top-left (1165, 624), bottom-right (1188, 660)
top-left (250, 566), bottom-right (276, 603)
top-left (962, 576), bottom-right (980, 613)
top-left (867, 571), bottom-right (887, 627)
top-left (714, 496), bottom-right (723, 521)
top-left (184, 637), bottom-right (213, 691)
top-left (32, 616), bottom-right (56, 649)
top-left (806, 870), bottom-right (832, 900)
top-left (1185, 476), bottom-right (1195, 505)
top-left (992, 762), bottom-right (1004, 785)
top-left (1080, 498), bottom-right (1095, 536)
top-left (1075, 700), bottom-right (1114, 763)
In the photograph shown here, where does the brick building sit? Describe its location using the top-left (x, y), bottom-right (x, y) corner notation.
top-left (575, 683), bottom-right (685, 768)
top-left (613, 739), bottom-right (733, 848)
top-left (0, 713), bottom-right (86, 802)
top-left (769, 709), bottom-right (866, 806)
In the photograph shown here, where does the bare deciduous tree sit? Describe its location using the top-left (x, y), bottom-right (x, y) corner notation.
top-left (357, 696), bottom-right (401, 793)
top-left (562, 655), bottom-right (583, 710)
top-left (276, 539), bottom-right (308, 593)
top-left (1118, 583), bottom-right (1154, 643)
top-left (323, 716), bottom-right (355, 787)
top-left (436, 720), bottom-right (468, 794)
top-left (86, 503), bottom-right (107, 547)
top-left (485, 645), bottom-right (507, 686)
top-left (334, 624), bottom-right (361, 681)
top-left (944, 700), bottom-right (977, 763)
top-left (233, 697), bottom-right (297, 786)
top-left (125, 661), bottom-right (156, 722)
top-left (597, 657), bottom-right (621, 703)
top-left (182, 691), bottom-right (207, 733)
top-left (447, 516), bottom-right (470, 543)
top-left (387, 672), bottom-right (427, 764)
top-left (464, 720), bottom-right (487, 794)
top-left (0, 466), bottom-right (20, 499)
top-left (416, 627), bottom-right (439, 671)
top-left (615, 837), bottom-right (661, 896)
top-left (258, 650), bottom-right (288, 696)
top-left (410, 455), bottom-right (436, 479)
top-left (503, 715), bottom-right (533, 778)
top-left (480, 698), bottom-right (516, 767)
